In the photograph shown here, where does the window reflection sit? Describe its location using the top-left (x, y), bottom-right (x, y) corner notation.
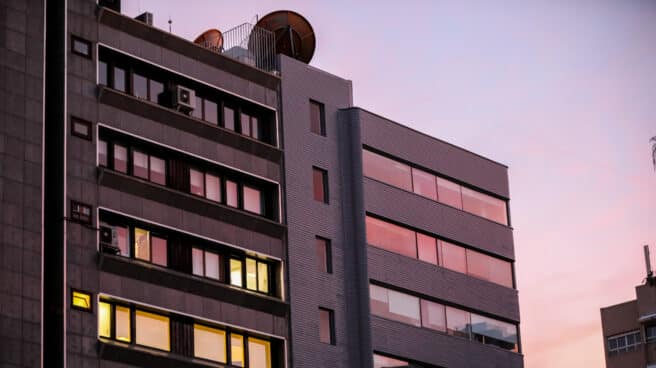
top-left (363, 150), bottom-right (412, 191)
top-left (134, 228), bottom-right (150, 261)
top-left (471, 314), bottom-right (518, 351)
top-left (370, 284), bottom-right (420, 327)
top-left (149, 156), bottom-right (166, 185)
top-left (373, 353), bottom-right (410, 368)
top-left (190, 169), bottom-right (204, 196)
top-left (412, 168), bottom-right (437, 200)
top-left (417, 233), bottom-right (437, 265)
top-left (461, 187), bottom-right (508, 225)
top-left (226, 180), bottom-right (238, 207)
top-left (113, 67), bottom-right (126, 92)
top-left (132, 73), bottom-right (148, 100)
top-left (132, 151), bottom-right (149, 179)
top-left (366, 216), bottom-right (416, 258)
top-left (113, 144), bottom-right (127, 173)
top-left (441, 241), bottom-right (467, 274)
top-left (446, 306), bottom-right (470, 339)
top-left (421, 300), bottom-right (446, 332)
top-left (223, 106), bottom-right (235, 130)
top-left (243, 185), bottom-right (262, 214)
top-left (436, 177), bottom-right (462, 209)
top-left (98, 139), bottom-right (107, 166)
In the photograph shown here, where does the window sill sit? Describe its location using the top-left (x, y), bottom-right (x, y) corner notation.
top-left (99, 339), bottom-right (226, 368)
top-left (98, 253), bottom-right (288, 317)
top-left (97, 86), bottom-right (282, 163)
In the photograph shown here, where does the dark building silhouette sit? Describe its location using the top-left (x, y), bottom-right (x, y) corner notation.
top-left (0, 1), bottom-right (523, 367)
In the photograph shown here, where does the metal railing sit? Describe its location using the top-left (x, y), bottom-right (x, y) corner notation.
top-left (219, 23), bottom-right (278, 74)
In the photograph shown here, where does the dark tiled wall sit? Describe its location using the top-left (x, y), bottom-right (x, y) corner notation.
top-left (0, 0), bottom-right (44, 367)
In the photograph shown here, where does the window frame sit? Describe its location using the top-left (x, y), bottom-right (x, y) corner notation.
top-left (316, 236), bottom-right (333, 274)
top-left (70, 116), bottom-right (92, 140)
top-left (309, 100), bottom-right (326, 136)
top-left (71, 289), bottom-right (93, 312)
top-left (70, 200), bottom-right (92, 225)
top-left (319, 307), bottom-right (335, 345)
top-left (312, 166), bottom-right (329, 203)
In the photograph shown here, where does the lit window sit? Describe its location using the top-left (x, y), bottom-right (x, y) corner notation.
top-left (71, 290), bottom-right (92, 311)
top-left (316, 237), bottom-right (332, 273)
top-left (205, 251), bottom-right (221, 280)
top-left (312, 167), bottom-right (328, 203)
top-left (248, 337), bottom-right (271, 368)
top-left (194, 324), bottom-right (227, 362)
top-left (135, 310), bottom-right (169, 351)
top-left (243, 185), bottom-right (262, 214)
top-left (113, 143), bottom-right (127, 173)
top-left (246, 258), bottom-right (257, 291)
top-left (258, 262), bottom-right (269, 293)
top-left (98, 301), bottom-right (111, 338)
top-left (134, 227), bottom-right (150, 261)
top-left (71, 36), bottom-right (91, 58)
top-left (309, 100), bottom-right (325, 136)
top-left (230, 258), bottom-right (243, 287)
top-left (231, 334), bottom-right (244, 367)
top-left (319, 308), bottom-right (335, 344)
top-left (115, 305), bottom-right (131, 342)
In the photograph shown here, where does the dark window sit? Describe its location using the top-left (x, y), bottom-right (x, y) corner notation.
top-left (648, 326), bottom-right (656, 343)
top-left (309, 100), bottom-right (325, 136)
top-left (240, 112), bottom-right (259, 139)
top-left (191, 96), bottom-right (203, 119)
top-left (316, 237), bottom-right (332, 273)
top-left (149, 79), bottom-right (163, 104)
top-left (99, 61), bottom-right (108, 85)
top-left (132, 73), bottom-right (148, 100)
top-left (204, 99), bottom-right (218, 124)
top-left (223, 106), bottom-right (235, 130)
top-left (312, 167), bottom-right (328, 203)
top-left (319, 308), bottom-right (335, 344)
top-left (71, 117), bottom-right (92, 140)
top-left (113, 66), bottom-right (126, 92)
top-left (71, 36), bottom-right (91, 58)
top-left (70, 201), bottom-right (92, 224)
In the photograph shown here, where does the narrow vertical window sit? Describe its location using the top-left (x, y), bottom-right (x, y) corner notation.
top-left (205, 174), bottom-right (221, 202)
top-left (243, 185), bottom-right (262, 214)
top-left (312, 167), bottom-right (328, 203)
top-left (316, 237), bottom-right (332, 273)
top-left (204, 251), bottom-right (221, 280)
top-left (113, 144), bottom-right (128, 173)
top-left (115, 225), bottom-right (129, 257)
top-left (191, 96), bottom-right (203, 119)
top-left (251, 117), bottom-right (259, 139)
top-left (134, 228), bottom-right (150, 262)
top-left (132, 150), bottom-right (149, 180)
top-left (226, 180), bottom-right (238, 208)
top-left (223, 106), bottom-right (235, 130)
top-left (240, 113), bottom-right (251, 137)
top-left (319, 308), bottom-right (335, 344)
top-left (204, 100), bottom-right (218, 124)
top-left (98, 61), bottom-right (108, 85)
top-left (98, 139), bottom-right (107, 166)
top-left (132, 73), bottom-right (148, 100)
top-left (192, 247), bottom-right (204, 276)
top-left (417, 233), bottom-right (438, 265)
top-left (115, 305), bottom-right (131, 342)
top-left (189, 169), bottom-right (204, 196)
top-left (230, 259), bottom-right (243, 287)
top-left (246, 258), bottom-right (257, 291)
top-left (149, 156), bottom-right (166, 185)
top-left (446, 306), bottom-right (471, 338)
top-left (230, 334), bottom-right (244, 367)
top-left (412, 168), bottom-right (437, 200)
top-left (149, 79), bottom-right (163, 104)
top-left (98, 301), bottom-right (112, 338)
top-left (309, 100), bottom-right (325, 136)
top-left (113, 66), bottom-right (126, 92)
top-left (436, 177), bottom-right (462, 209)
top-left (151, 236), bottom-right (167, 267)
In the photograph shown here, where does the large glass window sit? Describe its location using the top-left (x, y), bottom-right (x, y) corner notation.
top-left (362, 150), bottom-right (412, 191)
top-left (461, 187), bottom-right (508, 225)
top-left (466, 249), bottom-right (513, 288)
top-left (436, 177), bottom-right (462, 209)
top-left (420, 300), bottom-right (446, 332)
top-left (248, 337), bottom-right (271, 368)
top-left (194, 324), bottom-right (226, 362)
top-left (135, 310), bottom-right (170, 351)
top-left (446, 306), bottom-right (470, 338)
top-left (471, 314), bottom-right (518, 351)
top-left (608, 330), bottom-right (641, 355)
top-left (441, 241), bottom-right (467, 274)
top-left (365, 216), bottom-right (416, 258)
top-left (244, 258), bottom-right (269, 293)
top-left (370, 284), bottom-right (420, 327)
top-left (412, 168), bottom-right (437, 200)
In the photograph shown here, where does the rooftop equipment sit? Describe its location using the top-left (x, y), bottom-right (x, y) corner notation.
top-left (254, 10), bottom-right (316, 64)
top-left (194, 29), bottom-right (224, 53)
top-left (135, 12), bottom-right (153, 26)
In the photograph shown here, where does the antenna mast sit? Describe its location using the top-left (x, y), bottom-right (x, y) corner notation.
top-left (645, 245), bottom-right (654, 285)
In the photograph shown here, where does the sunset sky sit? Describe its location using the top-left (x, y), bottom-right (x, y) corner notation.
top-left (123, 1), bottom-right (656, 366)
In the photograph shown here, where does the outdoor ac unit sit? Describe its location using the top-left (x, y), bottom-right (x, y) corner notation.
top-left (100, 226), bottom-right (121, 255)
top-left (172, 85), bottom-right (196, 114)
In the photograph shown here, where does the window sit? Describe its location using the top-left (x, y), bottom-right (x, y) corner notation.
top-left (230, 258), bottom-right (243, 287)
top-left (373, 354), bottom-right (411, 368)
top-left (71, 290), bottom-right (92, 312)
top-left (363, 150), bottom-right (412, 191)
top-left (316, 237), bottom-right (332, 273)
top-left (98, 301), bottom-right (111, 338)
top-left (132, 73), bottom-right (148, 100)
top-left (365, 216), bottom-right (416, 258)
top-left (446, 306), bottom-right (470, 338)
top-left (100, 223), bottom-right (129, 257)
top-left (416, 233), bottom-right (438, 265)
top-left (466, 249), bottom-right (513, 288)
top-left (436, 177), bottom-right (462, 209)
top-left (240, 112), bottom-right (259, 139)
top-left (149, 156), bottom-right (166, 185)
top-left (113, 66), bottom-right (126, 92)
top-left (133, 228), bottom-right (167, 267)
top-left (70, 201), bottom-right (92, 224)
top-left (309, 100), bottom-right (325, 136)
top-left (441, 241), bottom-right (467, 274)
top-left (420, 300), bottom-right (446, 332)
top-left (98, 302), bottom-right (131, 342)
top-left (115, 305), bottom-right (131, 342)
top-left (204, 99), bottom-right (218, 124)
top-left (226, 180), bottom-right (238, 207)
top-left (223, 106), bottom-right (235, 130)
top-left (412, 168), bottom-right (437, 200)
top-left (244, 258), bottom-right (269, 293)
top-left (205, 174), bottom-right (221, 202)
top-left (131, 151), bottom-right (166, 185)
top-left (190, 169), bottom-right (205, 196)
top-left (151, 236), bottom-right (167, 267)
top-left (113, 143), bottom-right (127, 173)
top-left (135, 310), bottom-right (170, 351)
top-left (647, 326), bottom-right (656, 343)
top-left (194, 324), bottom-right (226, 362)
top-left (149, 79), bottom-right (163, 104)
top-left (461, 187), bottom-right (508, 225)
top-left (319, 308), bottom-right (335, 344)
top-left (192, 248), bottom-right (222, 281)
top-left (608, 331), bottom-right (641, 355)
top-left (99, 61), bottom-right (108, 85)
top-left (248, 337), bottom-right (272, 368)
top-left (71, 117), bottom-right (92, 140)
top-left (71, 36), bottom-right (91, 58)
top-left (132, 151), bottom-right (149, 179)
top-left (312, 167), bottom-right (328, 203)
top-left (134, 227), bottom-right (151, 261)
top-left (471, 313), bottom-right (518, 351)
top-left (231, 334), bottom-right (244, 367)
top-left (98, 139), bottom-right (108, 167)
top-left (243, 185), bottom-right (262, 214)
top-left (370, 284), bottom-right (420, 327)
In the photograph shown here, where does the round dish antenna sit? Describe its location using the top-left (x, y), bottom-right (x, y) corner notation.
top-left (194, 29), bottom-right (224, 52)
top-left (254, 10), bottom-right (316, 64)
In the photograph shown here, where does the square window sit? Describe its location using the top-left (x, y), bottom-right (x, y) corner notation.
top-left (319, 308), bottom-right (335, 344)
top-left (71, 117), bottom-right (92, 140)
top-left (312, 167), bottom-right (328, 203)
top-left (316, 237), bottom-right (332, 273)
top-left (71, 36), bottom-right (91, 58)
top-left (70, 201), bottom-right (92, 224)
top-left (310, 100), bottom-right (325, 136)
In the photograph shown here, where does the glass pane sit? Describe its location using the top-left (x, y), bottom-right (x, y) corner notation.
top-left (132, 151), bottom-right (149, 179)
top-left (230, 259), bottom-right (242, 287)
top-left (151, 236), bottom-right (167, 267)
top-left (73, 39), bottom-right (90, 55)
top-left (441, 241), bottom-right (467, 274)
top-left (115, 225), bottom-right (129, 257)
top-left (258, 262), bottom-right (269, 293)
top-left (99, 61), bottom-right (108, 85)
top-left (316, 238), bottom-right (328, 273)
top-left (133, 73), bottom-right (148, 99)
top-left (113, 144), bottom-right (127, 173)
top-left (113, 66), bottom-right (126, 92)
top-left (226, 180), bottom-right (238, 207)
top-left (98, 140), bottom-right (107, 166)
top-left (204, 100), bottom-right (218, 124)
top-left (310, 101), bottom-right (324, 135)
top-left (243, 186), bottom-right (262, 214)
top-left (251, 117), bottom-right (259, 139)
top-left (231, 334), bottom-right (244, 367)
top-left (149, 79), bottom-right (163, 104)
top-left (365, 216), bottom-right (417, 258)
top-left (190, 169), bottom-right (204, 196)
top-left (193, 324), bottom-right (226, 362)
top-left (421, 299), bottom-right (446, 332)
top-left (246, 258), bottom-right (257, 290)
top-left (98, 301), bottom-right (111, 338)
top-left (373, 354), bottom-right (409, 368)
top-left (240, 113), bottom-right (251, 136)
top-left (205, 251), bottom-right (220, 280)
top-left (223, 106), bottom-right (235, 130)
top-left (446, 306), bottom-right (470, 338)
top-left (362, 150), bottom-right (412, 191)
top-left (387, 289), bottom-right (421, 327)
top-left (313, 168), bottom-right (326, 202)
top-left (467, 250), bottom-right (513, 288)
top-left (191, 96), bottom-right (203, 119)
top-left (205, 174), bottom-right (221, 202)
top-left (461, 187), bottom-right (508, 225)
top-left (248, 337), bottom-right (271, 368)
top-left (135, 310), bottom-right (169, 351)
top-left (134, 228), bottom-right (150, 262)
top-left (319, 309), bottom-right (332, 344)
top-left (436, 177), bottom-right (462, 209)
top-left (412, 168), bottom-right (437, 200)
top-left (417, 233), bottom-right (437, 265)
top-left (471, 313), bottom-right (518, 351)
top-left (115, 305), bottom-right (131, 342)
top-left (149, 156), bottom-right (166, 185)
top-left (192, 248), bottom-right (204, 276)
top-left (369, 284), bottom-right (389, 318)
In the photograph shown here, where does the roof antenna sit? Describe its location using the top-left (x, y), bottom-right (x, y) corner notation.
top-left (168, 16), bottom-right (172, 33)
top-left (645, 245), bottom-right (654, 285)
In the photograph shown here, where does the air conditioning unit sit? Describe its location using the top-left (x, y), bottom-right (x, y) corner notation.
top-left (100, 225), bottom-right (121, 255)
top-left (135, 12), bottom-right (153, 26)
top-left (172, 85), bottom-right (196, 114)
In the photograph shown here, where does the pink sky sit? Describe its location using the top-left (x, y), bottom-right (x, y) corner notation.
top-left (124, 1), bottom-right (656, 366)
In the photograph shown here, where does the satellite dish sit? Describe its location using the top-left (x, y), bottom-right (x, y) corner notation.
top-left (194, 29), bottom-right (224, 51)
top-left (254, 10), bottom-right (316, 64)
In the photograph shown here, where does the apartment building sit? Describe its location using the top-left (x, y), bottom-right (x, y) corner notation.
top-left (0, 1), bottom-right (523, 367)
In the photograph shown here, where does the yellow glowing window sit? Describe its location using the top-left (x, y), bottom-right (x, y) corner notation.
top-left (248, 337), bottom-right (271, 368)
top-left (134, 228), bottom-right (150, 261)
top-left (72, 290), bottom-right (91, 311)
top-left (230, 259), bottom-right (243, 287)
top-left (231, 333), bottom-right (244, 367)
top-left (246, 258), bottom-right (257, 290)
top-left (258, 262), bottom-right (269, 293)
top-left (135, 310), bottom-right (170, 351)
top-left (98, 301), bottom-right (111, 338)
top-left (115, 305), bottom-right (131, 343)
top-left (193, 324), bottom-right (226, 362)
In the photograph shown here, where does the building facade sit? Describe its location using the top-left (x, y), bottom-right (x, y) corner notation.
top-left (0, 1), bottom-right (523, 367)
